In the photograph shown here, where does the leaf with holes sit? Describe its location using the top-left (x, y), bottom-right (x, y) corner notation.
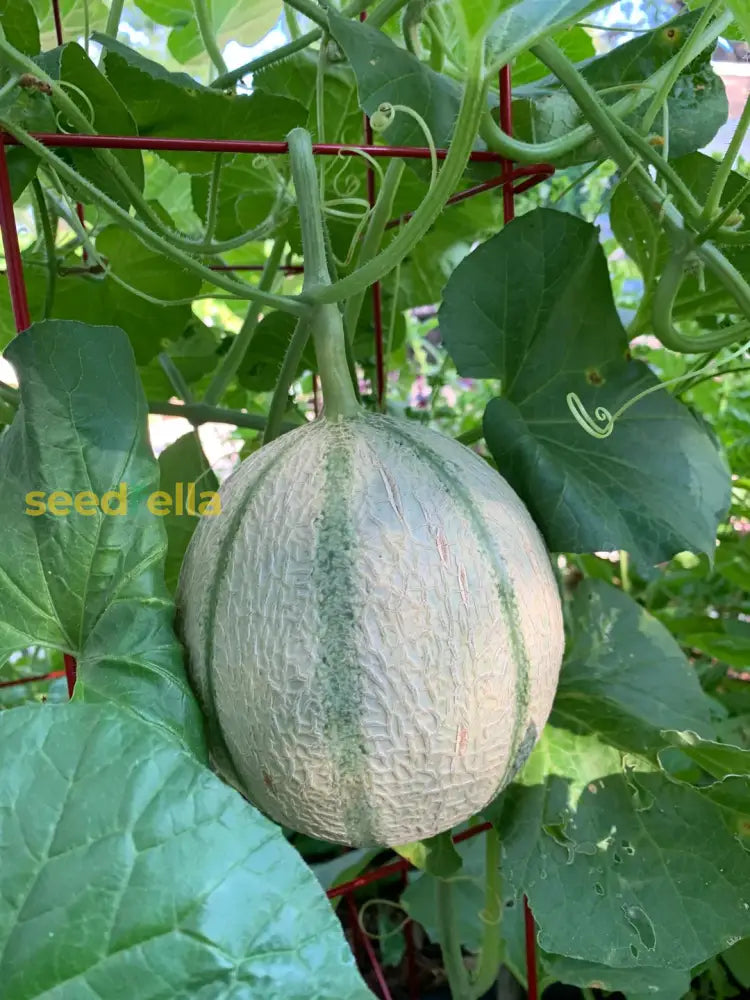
top-left (486, 726), bottom-right (750, 969)
top-left (0, 321), bottom-right (203, 753)
top-left (438, 207), bottom-right (731, 568)
top-left (0, 702), bottom-right (375, 1000)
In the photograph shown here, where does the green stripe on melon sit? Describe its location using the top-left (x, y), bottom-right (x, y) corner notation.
top-left (178, 412), bottom-right (564, 847)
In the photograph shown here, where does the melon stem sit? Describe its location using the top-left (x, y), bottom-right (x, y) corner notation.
top-left (287, 127), bottom-right (360, 420)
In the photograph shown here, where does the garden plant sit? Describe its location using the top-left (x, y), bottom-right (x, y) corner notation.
top-left (1, 0), bottom-right (750, 998)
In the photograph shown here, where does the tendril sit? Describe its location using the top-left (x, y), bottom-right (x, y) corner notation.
top-left (371, 101), bottom-right (438, 190)
top-left (567, 336), bottom-right (750, 439)
top-left (54, 81), bottom-right (96, 133)
top-left (356, 898), bottom-right (411, 941)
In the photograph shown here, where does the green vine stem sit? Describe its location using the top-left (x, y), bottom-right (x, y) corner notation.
top-left (620, 551), bottom-right (631, 593)
top-left (203, 234), bottom-right (288, 406)
top-left (310, 49), bottom-right (487, 306)
top-left (469, 827), bottom-right (502, 999)
top-left (262, 312), bottom-right (314, 444)
top-left (641, 0), bottom-right (722, 132)
top-left (0, 117), bottom-right (306, 316)
top-left (203, 154), bottom-right (224, 246)
top-left (286, 0), bottom-right (329, 30)
top-left (193, 0), bottom-right (228, 76)
top-left (0, 380), bottom-right (19, 406)
top-left (103, 0), bottom-right (124, 40)
top-left (209, 0), bottom-right (407, 89)
top-left (149, 399), bottom-right (298, 434)
top-left (531, 36), bottom-right (750, 352)
top-left (436, 877), bottom-right (472, 1000)
top-left (456, 425), bottom-right (483, 446)
top-left (288, 127), bottom-right (360, 419)
top-left (159, 353), bottom-right (195, 404)
top-left (698, 176), bottom-right (750, 244)
top-left (479, 10), bottom-right (733, 165)
top-left (30, 178), bottom-right (57, 320)
top-left (702, 95), bottom-right (750, 226)
top-left (342, 158), bottom-right (405, 341)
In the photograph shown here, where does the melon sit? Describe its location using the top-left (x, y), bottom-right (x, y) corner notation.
top-left (177, 411), bottom-right (564, 847)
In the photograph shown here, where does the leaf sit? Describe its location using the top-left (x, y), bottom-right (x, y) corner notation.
top-left (0, 320), bottom-right (204, 753)
top-left (511, 25), bottom-right (595, 86)
top-left (30, 0), bottom-right (108, 50)
top-left (0, 702), bottom-right (375, 1000)
top-left (35, 43), bottom-right (144, 205)
top-left (191, 154), bottom-right (284, 240)
top-left (438, 208), bottom-right (731, 568)
top-left (0, 228), bottom-right (202, 362)
top-left (401, 832), bottom-right (490, 951)
top-left (0, 0), bottom-right (39, 55)
top-left (488, 727), bottom-right (750, 969)
top-left (486, 0), bottom-right (607, 67)
top-left (542, 954), bottom-right (691, 998)
top-left (102, 47), bottom-right (305, 174)
top-left (166, 0), bottom-right (283, 66)
top-left (681, 622), bottom-right (750, 669)
top-left (724, 937), bottom-right (750, 989)
top-left (157, 432), bottom-right (219, 594)
top-left (328, 10), bottom-right (481, 153)
top-left (394, 831), bottom-right (462, 877)
top-left (238, 311), bottom-right (316, 392)
top-left (662, 730), bottom-right (750, 781)
top-left (553, 579), bottom-right (719, 754)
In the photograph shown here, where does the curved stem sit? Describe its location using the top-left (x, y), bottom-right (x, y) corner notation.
top-left (286, 0), bottom-right (328, 29)
top-left (193, 0), bottom-right (228, 76)
top-left (343, 158), bottom-right (405, 340)
top-left (31, 178), bottom-right (57, 319)
top-left (263, 312), bottom-right (313, 443)
top-left (159, 353), bottom-right (194, 404)
top-left (312, 52), bottom-right (487, 305)
top-left (698, 177), bottom-right (750, 243)
top-left (436, 877), bottom-right (471, 1000)
top-left (641, 0), bottom-right (722, 132)
top-left (703, 96), bottom-right (750, 225)
top-left (480, 10), bottom-right (733, 165)
top-left (532, 36), bottom-right (750, 349)
top-left (203, 234), bottom-right (287, 405)
top-left (203, 154), bottom-right (223, 245)
top-left (148, 398), bottom-right (298, 434)
top-left (0, 118), bottom-right (306, 316)
top-left (289, 127), bottom-right (359, 418)
top-left (469, 827), bottom-right (502, 999)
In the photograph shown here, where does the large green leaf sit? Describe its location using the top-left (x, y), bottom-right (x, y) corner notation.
top-left (486, 0), bottom-right (608, 67)
top-left (553, 579), bottom-right (719, 754)
top-left (157, 432), bottom-right (219, 594)
top-left (35, 43), bottom-right (144, 205)
top-left (0, 228), bottom-right (201, 362)
top-left (0, 321), bottom-right (203, 753)
top-left (438, 208), bottom-right (730, 568)
top-left (0, 702), bottom-right (374, 1000)
top-left (102, 47), bottom-right (304, 173)
top-left (487, 726), bottom-right (750, 969)
top-left (663, 730), bottom-right (750, 780)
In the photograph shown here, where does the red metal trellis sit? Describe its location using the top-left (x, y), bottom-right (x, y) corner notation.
top-left (0, 5), bottom-right (546, 994)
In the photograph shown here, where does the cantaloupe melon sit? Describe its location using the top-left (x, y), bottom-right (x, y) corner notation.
top-left (177, 411), bottom-right (563, 847)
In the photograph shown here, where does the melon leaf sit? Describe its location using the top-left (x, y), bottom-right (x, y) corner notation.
top-left (0, 320), bottom-right (204, 754)
top-left (438, 207), bottom-right (731, 570)
top-left (0, 703), bottom-right (374, 1000)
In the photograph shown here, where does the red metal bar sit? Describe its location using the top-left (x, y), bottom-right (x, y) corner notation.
top-left (0, 669), bottom-right (66, 689)
top-left (524, 896), bottom-right (538, 1000)
top-left (499, 66), bottom-right (516, 225)
top-left (345, 892), bottom-right (394, 1000)
top-left (1, 132), bottom-right (514, 163)
top-left (51, 0), bottom-right (63, 45)
top-left (0, 138), bottom-right (31, 330)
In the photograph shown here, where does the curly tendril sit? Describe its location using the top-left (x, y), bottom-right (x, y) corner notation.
top-left (356, 899), bottom-right (411, 941)
top-left (370, 101), bottom-right (438, 189)
top-left (54, 81), bottom-right (96, 133)
top-left (567, 337), bottom-right (750, 439)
